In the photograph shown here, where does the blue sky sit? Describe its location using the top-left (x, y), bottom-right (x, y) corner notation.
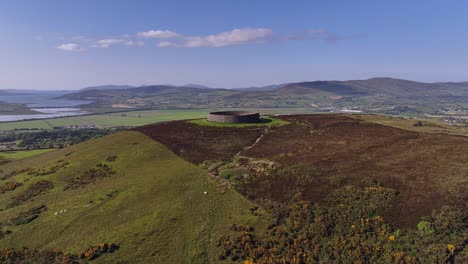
top-left (1, 0), bottom-right (467, 90)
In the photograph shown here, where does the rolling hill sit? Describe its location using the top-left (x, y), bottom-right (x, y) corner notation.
top-left (61, 78), bottom-right (468, 116)
top-left (0, 114), bottom-right (467, 263)
top-left (0, 131), bottom-right (267, 263)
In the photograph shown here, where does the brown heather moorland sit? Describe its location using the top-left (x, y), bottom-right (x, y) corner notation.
top-left (135, 114), bottom-right (468, 228)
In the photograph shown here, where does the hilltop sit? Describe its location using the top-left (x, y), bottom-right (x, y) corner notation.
top-left (0, 114), bottom-right (466, 263)
top-left (135, 114), bottom-right (467, 227)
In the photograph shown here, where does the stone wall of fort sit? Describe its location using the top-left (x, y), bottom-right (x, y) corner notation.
top-left (207, 111), bottom-right (261, 123)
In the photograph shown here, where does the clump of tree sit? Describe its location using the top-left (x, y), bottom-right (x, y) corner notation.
top-left (0, 128), bottom-right (114, 150)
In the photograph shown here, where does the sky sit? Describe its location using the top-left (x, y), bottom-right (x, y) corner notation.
top-left (0, 0), bottom-right (467, 90)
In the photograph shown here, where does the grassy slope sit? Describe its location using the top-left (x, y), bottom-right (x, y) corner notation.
top-left (0, 131), bottom-right (267, 263)
top-left (0, 149), bottom-right (54, 160)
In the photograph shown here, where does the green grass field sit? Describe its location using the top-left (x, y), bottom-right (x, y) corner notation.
top-left (0, 149), bottom-right (54, 160)
top-left (0, 108), bottom-right (316, 131)
top-left (356, 114), bottom-right (468, 136)
top-left (189, 117), bottom-right (290, 128)
top-left (0, 110), bottom-right (210, 131)
top-left (0, 131), bottom-right (268, 263)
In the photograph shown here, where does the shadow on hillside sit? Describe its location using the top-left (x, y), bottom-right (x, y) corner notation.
top-left (258, 118), bottom-right (273, 124)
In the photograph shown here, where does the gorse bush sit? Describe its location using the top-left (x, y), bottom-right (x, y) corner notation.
top-left (218, 186), bottom-right (468, 263)
top-left (64, 164), bottom-right (115, 190)
top-left (417, 221), bottom-right (434, 236)
top-left (0, 243), bottom-right (119, 263)
top-left (9, 180), bottom-right (54, 207)
top-left (9, 205), bottom-right (47, 226)
top-left (0, 181), bottom-right (22, 194)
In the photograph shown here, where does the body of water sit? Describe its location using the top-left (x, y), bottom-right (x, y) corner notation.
top-left (0, 108), bottom-right (88, 122)
top-left (0, 91), bottom-right (92, 122)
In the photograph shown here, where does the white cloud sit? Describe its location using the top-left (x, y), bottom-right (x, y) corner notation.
top-left (150, 28), bottom-right (274, 48)
top-left (91, 38), bottom-right (145, 48)
top-left (123, 40), bottom-right (144, 47)
top-left (55, 27), bottom-right (349, 51)
top-left (158, 41), bottom-right (174, 48)
top-left (138, 30), bottom-right (179, 39)
top-left (180, 28), bottom-right (273, 48)
top-left (93, 38), bottom-right (126, 48)
top-left (56, 43), bottom-right (83, 51)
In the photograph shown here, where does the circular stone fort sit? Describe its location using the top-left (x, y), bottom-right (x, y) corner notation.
top-left (207, 111), bottom-right (261, 124)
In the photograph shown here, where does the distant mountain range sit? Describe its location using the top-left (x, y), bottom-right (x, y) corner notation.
top-left (80, 85), bottom-right (135, 91)
top-left (60, 77), bottom-right (468, 116)
top-left (77, 83), bottom-right (290, 92)
top-left (70, 77), bottom-right (468, 95)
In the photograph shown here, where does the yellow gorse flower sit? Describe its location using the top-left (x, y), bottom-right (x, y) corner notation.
top-left (389, 235), bottom-right (395, 241)
top-left (447, 244), bottom-right (455, 253)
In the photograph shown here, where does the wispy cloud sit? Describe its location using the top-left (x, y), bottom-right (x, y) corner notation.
top-left (181, 28), bottom-right (272, 48)
top-left (125, 40), bottom-right (145, 47)
top-left (137, 30), bottom-right (179, 39)
top-left (55, 28), bottom-right (356, 51)
top-left (157, 41), bottom-right (173, 48)
top-left (92, 38), bottom-right (144, 48)
top-left (56, 43), bottom-right (84, 51)
top-left (153, 28), bottom-right (353, 48)
top-left (92, 38), bottom-right (124, 48)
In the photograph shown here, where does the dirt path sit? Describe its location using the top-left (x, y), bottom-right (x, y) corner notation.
top-left (236, 127), bottom-right (270, 157)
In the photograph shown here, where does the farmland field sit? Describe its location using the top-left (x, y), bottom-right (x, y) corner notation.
top-left (356, 114), bottom-right (468, 136)
top-left (0, 108), bottom-right (317, 131)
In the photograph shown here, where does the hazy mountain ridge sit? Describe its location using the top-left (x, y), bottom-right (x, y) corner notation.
top-left (57, 77), bottom-right (468, 116)
top-left (80, 85), bottom-right (135, 91)
top-left (67, 77), bottom-right (468, 97)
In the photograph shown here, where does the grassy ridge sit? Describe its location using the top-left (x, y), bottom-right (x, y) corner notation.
top-left (0, 131), bottom-right (267, 263)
